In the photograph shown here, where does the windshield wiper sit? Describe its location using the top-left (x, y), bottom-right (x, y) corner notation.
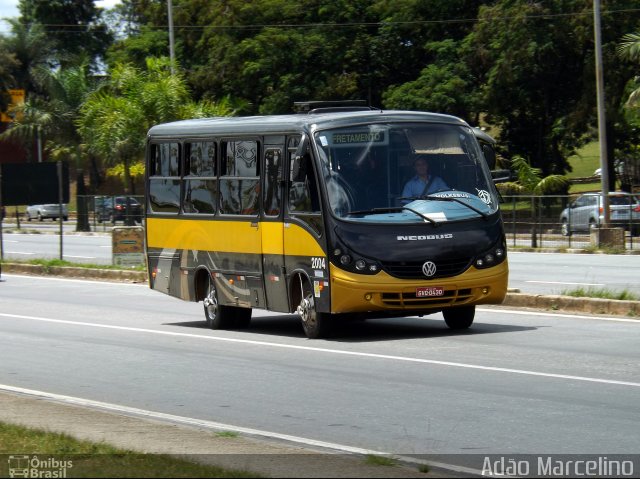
top-left (345, 206), bottom-right (438, 225)
top-left (398, 195), bottom-right (489, 219)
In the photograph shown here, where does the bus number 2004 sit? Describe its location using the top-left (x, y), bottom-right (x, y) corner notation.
top-left (311, 257), bottom-right (326, 269)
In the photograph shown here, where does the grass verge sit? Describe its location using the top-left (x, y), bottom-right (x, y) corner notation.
top-left (0, 258), bottom-right (146, 272)
top-left (0, 422), bottom-right (257, 478)
top-left (561, 287), bottom-right (639, 301)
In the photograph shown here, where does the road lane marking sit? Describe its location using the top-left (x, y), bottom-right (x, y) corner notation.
top-left (525, 281), bottom-right (605, 286)
top-left (5, 251), bottom-right (36, 255)
top-left (0, 384), bottom-right (481, 476)
top-left (477, 307), bottom-right (640, 323)
top-left (1, 312), bottom-right (640, 389)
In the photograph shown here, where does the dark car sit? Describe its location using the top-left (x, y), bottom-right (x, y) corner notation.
top-left (96, 196), bottom-right (143, 224)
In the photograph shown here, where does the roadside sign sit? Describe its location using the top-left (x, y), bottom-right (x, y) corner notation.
top-left (112, 226), bottom-right (145, 267)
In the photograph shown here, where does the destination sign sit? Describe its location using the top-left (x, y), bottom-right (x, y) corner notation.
top-left (332, 131), bottom-right (386, 144)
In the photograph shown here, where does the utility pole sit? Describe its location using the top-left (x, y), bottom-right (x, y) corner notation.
top-left (593, 0), bottom-right (610, 226)
top-left (168, 0), bottom-right (176, 75)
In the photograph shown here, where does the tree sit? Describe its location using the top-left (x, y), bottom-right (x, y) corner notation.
top-left (465, 1), bottom-right (595, 176)
top-left (18, 0), bottom-right (113, 69)
top-left (617, 32), bottom-right (640, 190)
top-left (77, 57), bottom-right (237, 212)
top-left (497, 155), bottom-right (570, 247)
top-left (0, 62), bottom-right (99, 231)
top-left (2, 19), bottom-right (55, 96)
top-left (382, 39), bottom-right (480, 121)
top-left (0, 37), bottom-right (19, 112)
top-left (618, 32), bottom-right (640, 107)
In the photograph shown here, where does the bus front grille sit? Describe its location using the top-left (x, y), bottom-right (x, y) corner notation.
top-left (381, 257), bottom-right (472, 279)
top-left (381, 288), bottom-right (473, 308)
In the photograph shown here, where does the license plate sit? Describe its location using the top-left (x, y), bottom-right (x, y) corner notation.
top-left (416, 286), bottom-right (444, 297)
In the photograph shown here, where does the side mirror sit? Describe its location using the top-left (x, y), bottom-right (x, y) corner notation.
top-left (491, 169), bottom-right (512, 183)
top-left (482, 144), bottom-right (497, 170)
top-left (290, 134), bottom-right (309, 182)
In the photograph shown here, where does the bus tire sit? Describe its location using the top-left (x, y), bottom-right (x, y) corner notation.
top-left (298, 290), bottom-right (331, 339)
top-left (203, 279), bottom-right (235, 330)
top-left (443, 305), bottom-right (475, 330)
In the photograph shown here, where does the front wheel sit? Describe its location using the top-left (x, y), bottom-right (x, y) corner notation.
top-left (443, 305), bottom-right (475, 330)
top-left (297, 289), bottom-right (332, 339)
top-left (561, 219), bottom-right (570, 236)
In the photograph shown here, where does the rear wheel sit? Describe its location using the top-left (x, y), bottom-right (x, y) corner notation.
top-left (297, 281), bottom-right (332, 339)
top-left (443, 305), bottom-right (475, 330)
top-left (203, 278), bottom-right (237, 330)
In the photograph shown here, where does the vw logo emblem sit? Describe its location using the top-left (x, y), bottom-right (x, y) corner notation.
top-left (422, 261), bottom-right (437, 277)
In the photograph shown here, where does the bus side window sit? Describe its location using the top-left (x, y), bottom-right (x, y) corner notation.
top-left (264, 148), bottom-right (282, 217)
top-left (183, 141), bottom-right (217, 214)
top-left (289, 152), bottom-right (320, 213)
top-left (149, 142), bottom-right (181, 213)
top-left (220, 140), bottom-right (260, 215)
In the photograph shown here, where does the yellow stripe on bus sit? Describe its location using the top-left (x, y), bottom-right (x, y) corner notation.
top-left (146, 217), bottom-right (325, 257)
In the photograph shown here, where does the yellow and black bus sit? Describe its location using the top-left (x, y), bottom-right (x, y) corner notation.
top-left (144, 107), bottom-right (508, 338)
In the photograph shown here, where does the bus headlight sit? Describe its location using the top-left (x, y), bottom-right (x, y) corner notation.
top-left (332, 243), bottom-right (380, 275)
top-left (474, 240), bottom-right (507, 269)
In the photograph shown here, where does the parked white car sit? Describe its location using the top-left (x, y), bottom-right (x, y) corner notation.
top-left (26, 204), bottom-right (69, 221)
top-left (559, 192), bottom-right (640, 236)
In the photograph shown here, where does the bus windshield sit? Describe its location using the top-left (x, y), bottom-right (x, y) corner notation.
top-left (313, 123), bottom-right (499, 223)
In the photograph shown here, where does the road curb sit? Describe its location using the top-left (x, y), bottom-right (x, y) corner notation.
top-left (1, 262), bottom-right (147, 283)
top-left (502, 292), bottom-right (640, 317)
top-left (2, 262), bottom-right (639, 318)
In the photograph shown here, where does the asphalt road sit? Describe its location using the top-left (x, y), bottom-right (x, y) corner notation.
top-left (1, 274), bottom-right (639, 469)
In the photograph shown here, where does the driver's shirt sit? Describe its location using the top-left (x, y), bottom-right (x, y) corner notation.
top-left (401, 175), bottom-right (449, 201)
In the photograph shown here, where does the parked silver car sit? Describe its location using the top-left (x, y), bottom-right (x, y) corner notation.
top-left (26, 204), bottom-right (69, 221)
top-left (560, 192), bottom-right (640, 236)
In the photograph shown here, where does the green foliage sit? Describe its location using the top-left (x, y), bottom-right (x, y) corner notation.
top-left (364, 454), bottom-right (396, 467)
top-left (19, 0), bottom-right (113, 68)
top-left (3, 0), bottom-right (640, 190)
top-left (77, 57), bottom-right (236, 193)
top-left (497, 156), bottom-right (570, 195)
top-left (561, 287), bottom-right (639, 301)
top-left (619, 33), bottom-right (640, 108)
top-left (0, 422), bottom-right (258, 477)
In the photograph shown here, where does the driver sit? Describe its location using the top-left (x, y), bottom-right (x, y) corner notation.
top-left (401, 155), bottom-right (449, 203)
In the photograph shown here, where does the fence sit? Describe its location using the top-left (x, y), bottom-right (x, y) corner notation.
top-left (501, 194), bottom-right (640, 250)
top-left (3, 193), bottom-right (640, 251)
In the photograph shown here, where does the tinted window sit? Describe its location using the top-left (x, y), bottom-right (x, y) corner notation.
top-left (220, 140), bottom-right (259, 215)
top-left (264, 148), bottom-right (283, 216)
top-left (186, 141), bottom-right (216, 177)
top-left (149, 178), bottom-right (180, 213)
top-left (184, 179), bottom-right (217, 214)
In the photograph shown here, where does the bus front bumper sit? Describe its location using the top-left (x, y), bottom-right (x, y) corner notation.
top-left (329, 261), bottom-right (508, 314)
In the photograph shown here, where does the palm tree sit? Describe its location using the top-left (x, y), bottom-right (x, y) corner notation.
top-left (0, 62), bottom-right (98, 231)
top-left (618, 32), bottom-right (640, 107)
top-left (3, 20), bottom-right (55, 97)
top-left (497, 156), bottom-right (569, 195)
top-left (77, 57), bottom-right (238, 215)
top-left (497, 155), bottom-right (569, 247)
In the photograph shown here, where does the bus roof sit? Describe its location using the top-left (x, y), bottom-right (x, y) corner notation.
top-left (146, 110), bottom-right (469, 138)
